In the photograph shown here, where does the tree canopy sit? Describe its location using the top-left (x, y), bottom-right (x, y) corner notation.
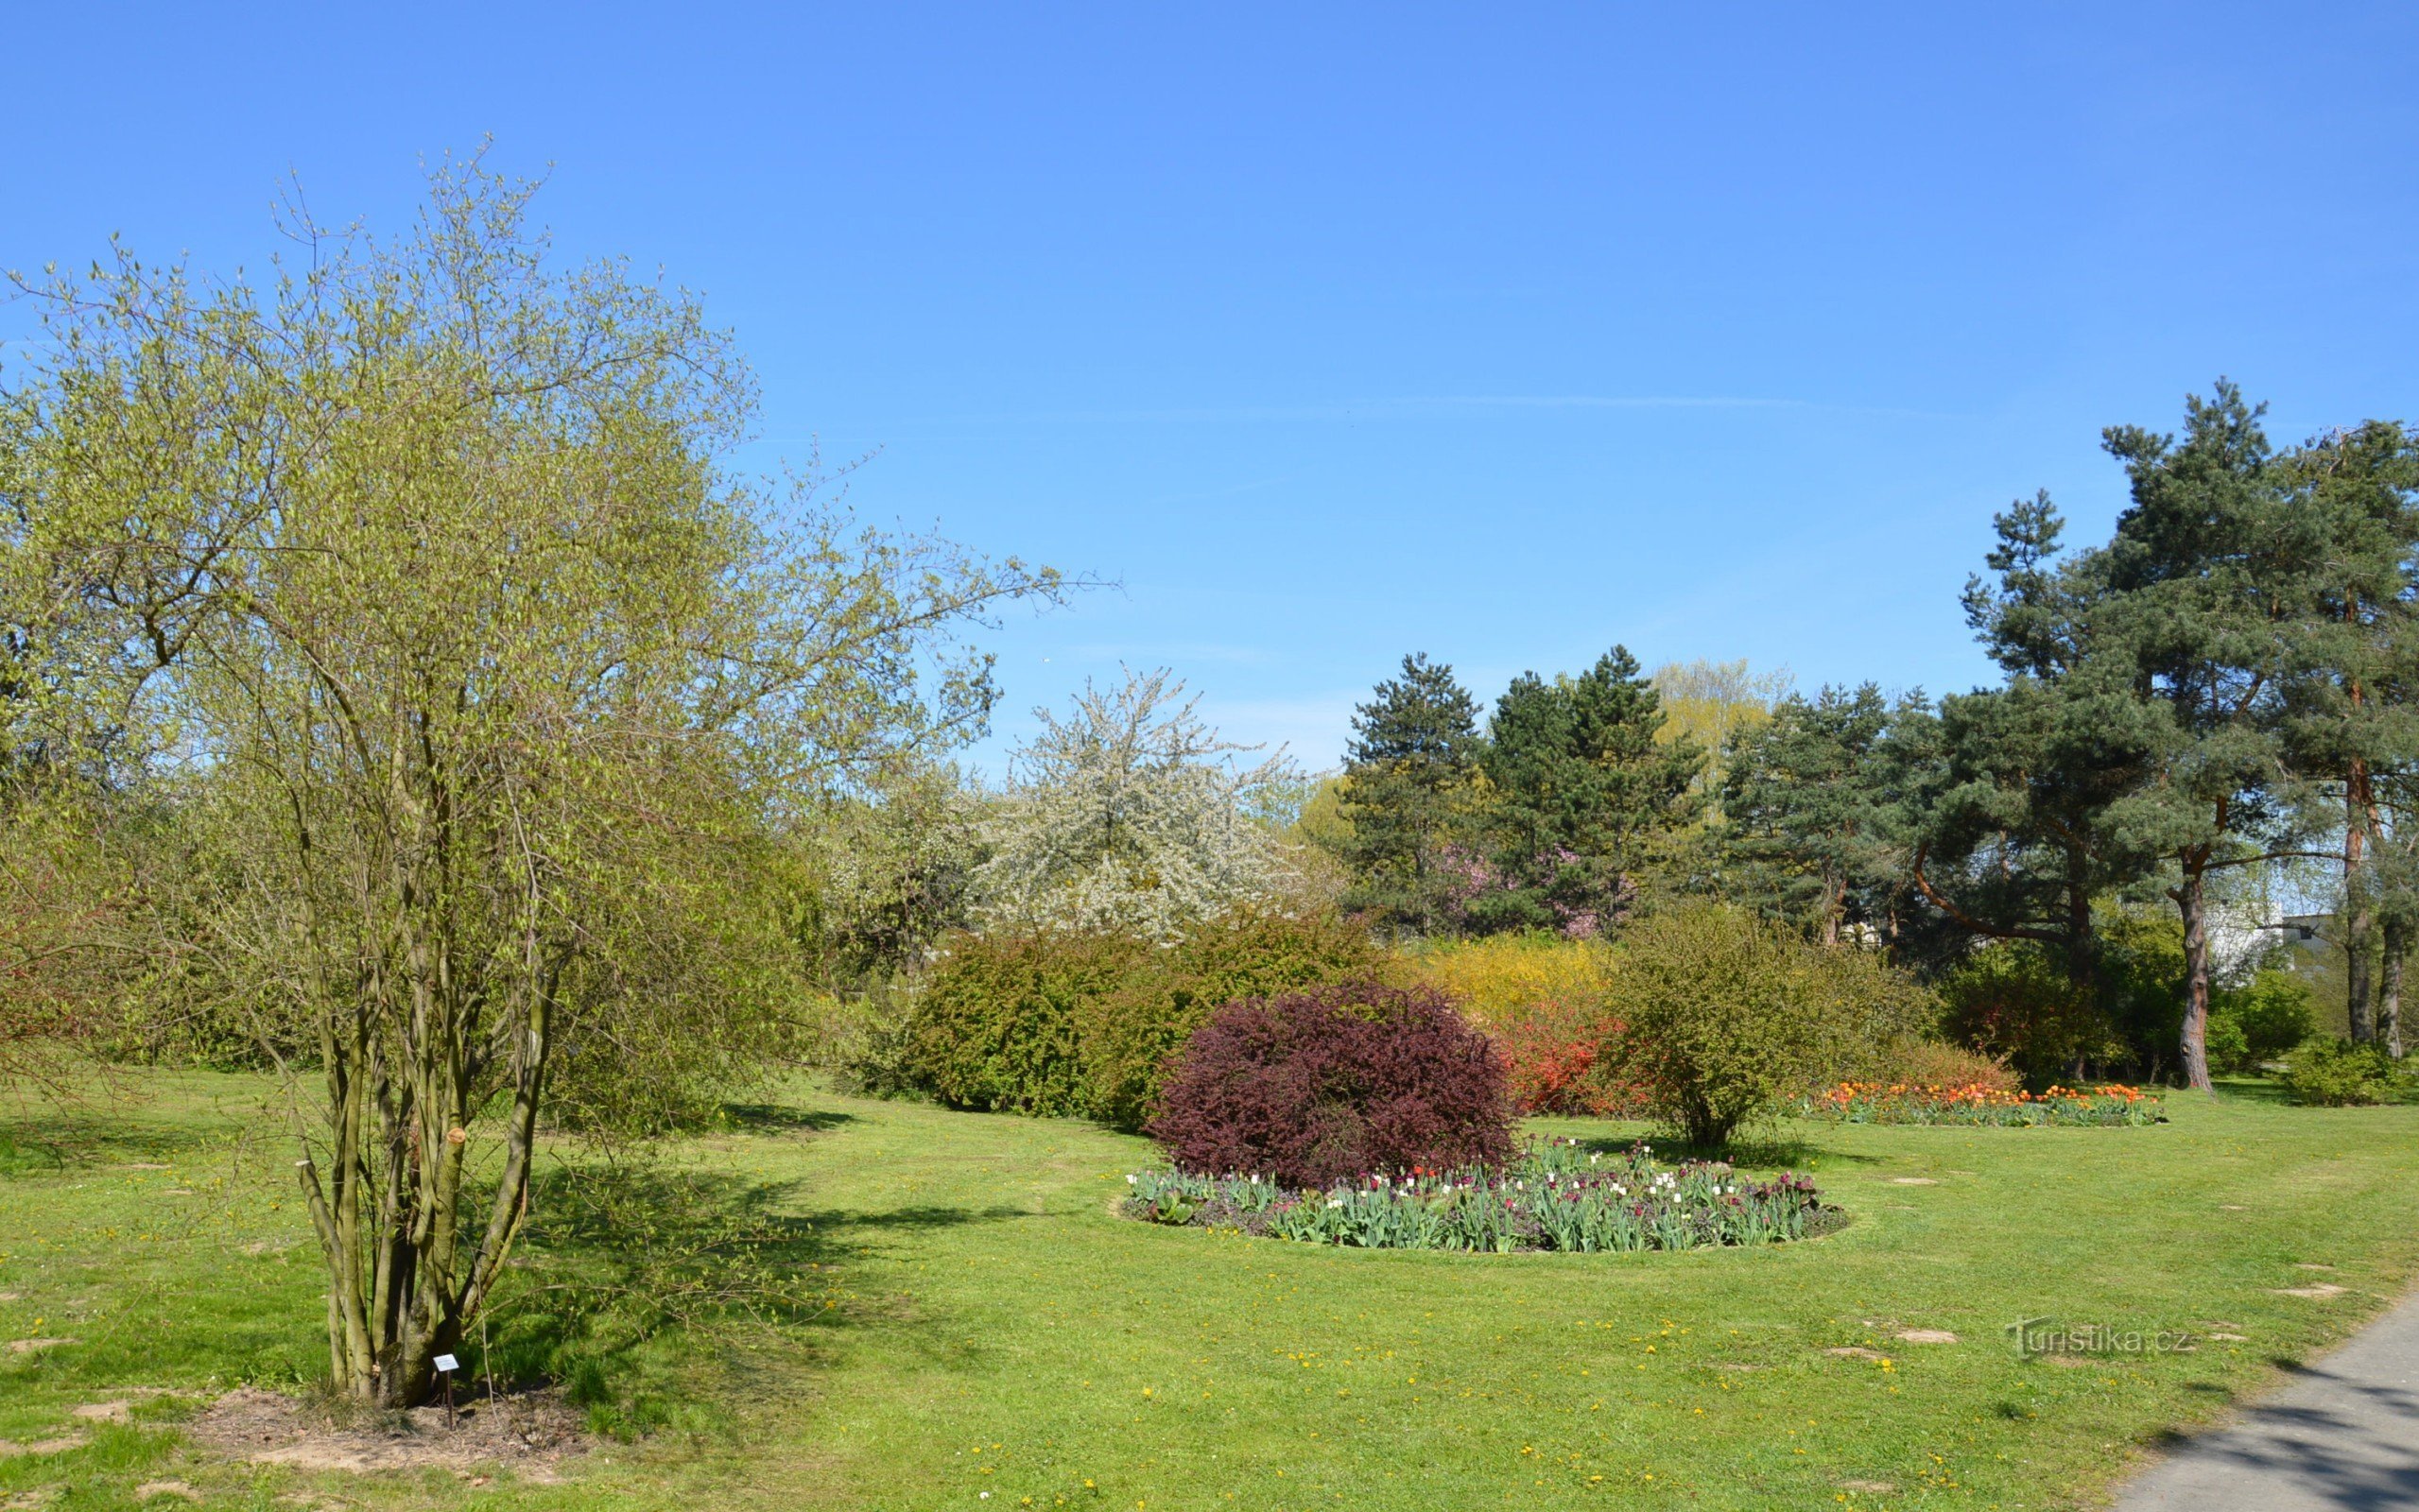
top-left (0, 160), bottom-right (1063, 1402)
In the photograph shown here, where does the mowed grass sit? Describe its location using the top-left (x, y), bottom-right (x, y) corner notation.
top-left (4, 1072), bottom-right (2418, 1511)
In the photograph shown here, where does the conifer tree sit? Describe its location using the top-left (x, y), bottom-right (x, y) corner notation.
top-left (1337, 653), bottom-right (1484, 934)
top-left (1476, 646), bottom-right (1703, 934)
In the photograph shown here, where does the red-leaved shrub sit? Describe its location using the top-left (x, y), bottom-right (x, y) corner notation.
top-left (1146, 982), bottom-right (1515, 1187)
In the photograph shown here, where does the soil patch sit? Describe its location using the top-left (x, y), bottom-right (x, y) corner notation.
top-left (187, 1388), bottom-right (588, 1481)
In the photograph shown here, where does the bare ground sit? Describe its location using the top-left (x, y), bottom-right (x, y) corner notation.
top-left (185, 1388), bottom-right (589, 1482)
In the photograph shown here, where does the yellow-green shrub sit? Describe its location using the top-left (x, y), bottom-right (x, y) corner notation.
top-left (899, 908), bottom-right (1383, 1129)
top-left (1389, 934), bottom-right (1632, 1115)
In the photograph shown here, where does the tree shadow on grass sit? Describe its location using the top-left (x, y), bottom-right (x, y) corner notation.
top-left (0, 1113), bottom-right (227, 1174)
top-left (714, 1103), bottom-right (859, 1134)
top-left (1571, 1132), bottom-right (1881, 1171)
top-left (483, 1158), bottom-right (1029, 1420)
top-left (2213, 1076), bottom-right (2292, 1107)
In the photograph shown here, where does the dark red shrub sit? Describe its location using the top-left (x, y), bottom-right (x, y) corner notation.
top-left (1146, 982), bottom-right (1516, 1187)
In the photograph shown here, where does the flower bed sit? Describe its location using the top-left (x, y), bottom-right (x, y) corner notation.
top-left (1804, 1082), bottom-right (2165, 1126)
top-left (1120, 1139), bottom-right (1827, 1253)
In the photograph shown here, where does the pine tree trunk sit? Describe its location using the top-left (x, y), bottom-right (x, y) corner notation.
top-left (2170, 866), bottom-right (2214, 1092)
top-left (2345, 776), bottom-right (2376, 1042)
top-left (2065, 857), bottom-right (2098, 1013)
top-left (2383, 917), bottom-right (2407, 1059)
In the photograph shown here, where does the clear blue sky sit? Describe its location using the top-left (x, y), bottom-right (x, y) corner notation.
top-left (7, 4), bottom-right (2416, 771)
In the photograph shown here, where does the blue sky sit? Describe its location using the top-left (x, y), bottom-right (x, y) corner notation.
top-left (7, 4), bottom-right (2417, 772)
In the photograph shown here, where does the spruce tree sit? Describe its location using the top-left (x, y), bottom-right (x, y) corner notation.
top-left (1338, 653), bottom-right (1483, 934)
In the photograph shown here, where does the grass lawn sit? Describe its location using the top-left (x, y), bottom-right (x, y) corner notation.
top-left (4, 1072), bottom-right (2417, 1511)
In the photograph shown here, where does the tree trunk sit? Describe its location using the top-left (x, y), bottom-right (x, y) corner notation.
top-left (2065, 853), bottom-right (2098, 1014)
top-left (2383, 916), bottom-right (2407, 1059)
top-left (2170, 866), bottom-right (2214, 1093)
top-left (2345, 772), bottom-right (2376, 1042)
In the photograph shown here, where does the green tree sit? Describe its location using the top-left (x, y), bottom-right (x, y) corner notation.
top-left (2272, 421), bottom-right (2419, 1042)
top-left (0, 161), bottom-right (1060, 1404)
top-left (1337, 652), bottom-right (1484, 934)
top-left (1598, 902), bottom-right (1930, 1147)
top-left (1476, 646), bottom-right (1703, 933)
top-left (1954, 385), bottom-right (2319, 1091)
top-left (1720, 682), bottom-right (1925, 945)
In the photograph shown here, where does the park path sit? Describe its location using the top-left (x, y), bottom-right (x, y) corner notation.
top-left (2111, 1287), bottom-right (2419, 1510)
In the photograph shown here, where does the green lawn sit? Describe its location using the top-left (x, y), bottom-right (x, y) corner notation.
top-left (5, 1072), bottom-right (2418, 1511)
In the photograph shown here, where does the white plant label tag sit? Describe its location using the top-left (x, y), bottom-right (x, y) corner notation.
top-left (433, 1353), bottom-right (459, 1372)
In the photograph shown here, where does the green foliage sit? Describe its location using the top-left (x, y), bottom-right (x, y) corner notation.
top-left (1598, 902), bottom-right (1931, 1147)
top-left (1719, 683), bottom-right (1927, 943)
top-left (2096, 904), bottom-right (2188, 1071)
top-left (2282, 1038), bottom-right (2405, 1107)
top-left (1337, 653), bottom-right (1485, 934)
top-left (1855, 1037), bottom-right (2021, 1093)
top-left (1938, 941), bottom-right (2119, 1088)
top-left (796, 760), bottom-right (986, 987)
top-left (2207, 969), bottom-right (2316, 1074)
top-left (0, 159), bottom-right (1060, 1405)
top-left (901, 930), bottom-right (1148, 1118)
top-left (1475, 645), bottom-right (1703, 935)
top-left (900, 908), bottom-right (1382, 1129)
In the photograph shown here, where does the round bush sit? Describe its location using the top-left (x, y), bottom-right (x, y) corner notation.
top-left (1146, 982), bottom-right (1515, 1187)
top-left (2283, 1039), bottom-right (2403, 1107)
top-left (1598, 903), bottom-right (1931, 1149)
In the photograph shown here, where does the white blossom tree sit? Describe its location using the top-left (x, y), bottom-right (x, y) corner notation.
top-left (971, 668), bottom-right (1296, 939)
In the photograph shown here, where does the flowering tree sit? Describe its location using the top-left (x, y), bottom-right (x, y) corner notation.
top-left (971, 668), bottom-right (1294, 940)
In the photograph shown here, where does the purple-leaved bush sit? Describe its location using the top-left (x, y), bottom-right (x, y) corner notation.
top-left (1146, 982), bottom-right (1515, 1187)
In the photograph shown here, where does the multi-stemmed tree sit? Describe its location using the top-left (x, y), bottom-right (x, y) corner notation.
top-left (0, 161), bottom-right (1060, 1402)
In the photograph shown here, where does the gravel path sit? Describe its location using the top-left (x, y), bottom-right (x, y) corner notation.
top-left (2113, 1289), bottom-right (2419, 1510)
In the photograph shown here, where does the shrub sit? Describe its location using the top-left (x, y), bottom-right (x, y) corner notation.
top-left (1597, 903), bottom-right (1930, 1148)
top-left (2207, 970), bottom-right (2316, 1074)
top-left (1146, 981), bottom-right (1514, 1187)
top-left (1388, 934), bottom-right (1633, 1115)
top-left (2283, 1039), bottom-right (2403, 1107)
top-left (1938, 941), bottom-right (2122, 1088)
top-left (900, 931), bottom-right (1152, 1117)
top-left (1081, 907), bottom-right (1385, 1130)
top-left (898, 908), bottom-right (1383, 1127)
top-left (1859, 1038), bottom-right (2019, 1093)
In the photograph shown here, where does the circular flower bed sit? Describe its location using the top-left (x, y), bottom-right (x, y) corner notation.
top-left (1120, 1139), bottom-right (1830, 1253)
top-left (1804, 1081), bottom-right (2165, 1126)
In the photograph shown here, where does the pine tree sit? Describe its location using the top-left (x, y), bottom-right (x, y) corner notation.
top-left (1721, 683), bottom-right (1926, 945)
top-left (1337, 653), bottom-right (1483, 934)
